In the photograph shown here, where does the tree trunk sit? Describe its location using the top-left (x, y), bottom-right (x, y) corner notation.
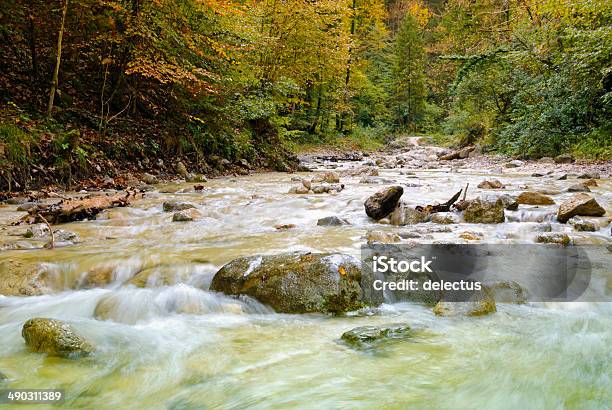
top-left (47, 0), bottom-right (69, 118)
top-left (28, 0), bottom-right (38, 82)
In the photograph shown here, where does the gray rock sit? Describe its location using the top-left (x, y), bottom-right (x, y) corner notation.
top-left (430, 212), bottom-right (461, 224)
top-left (483, 281), bottom-right (527, 304)
top-left (172, 209), bottom-right (201, 222)
top-left (162, 201), bottom-right (196, 212)
top-left (505, 160), bottom-right (525, 168)
top-left (539, 157), bottom-right (555, 164)
top-left (364, 186), bottom-right (403, 220)
top-left (359, 176), bottom-right (395, 184)
top-left (210, 252), bottom-right (382, 314)
top-left (22, 318), bottom-right (94, 358)
top-left (567, 183), bottom-right (591, 192)
top-left (578, 172), bottom-right (600, 179)
top-left (317, 216), bottom-right (350, 226)
top-left (365, 230), bottom-right (401, 244)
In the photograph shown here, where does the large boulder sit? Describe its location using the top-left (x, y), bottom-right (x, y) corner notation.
top-left (364, 186), bottom-right (403, 220)
top-left (517, 192), bottom-right (555, 205)
top-left (557, 193), bottom-right (606, 223)
top-left (22, 318), bottom-right (94, 358)
top-left (463, 199), bottom-right (505, 224)
top-left (210, 253), bottom-right (382, 314)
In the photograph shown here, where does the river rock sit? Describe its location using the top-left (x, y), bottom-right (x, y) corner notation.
top-left (505, 160), bottom-right (525, 168)
top-left (517, 191), bottom-right (555, 206)
top-left (344, 166), bottom-right (379, 177)
top-left (322, 171), bottom-right (340, 183)
top-left (477, 180), bottom-right (505, 189)
top-left (163, 201), bottom-right (196, 212)
top-left (463, 199), bottom-right (505, 224)
top-left (142, 173), bottom-right (159, 185)
top-left (433, 289), bottom-right (497, 317)
top-left (556, 174), bottom-right (568, 180)
top-left (578, 172), bottom-right (600, 180)
top-left (341, 324), bottom-right (412, 348)
top-left (557, 193), bottom-right (606, 223)
top-left (567, 183), bottom-right (590, 192)
top-left (493, 194), bottom-right (519, 211)
top-left (431, 212), bottom-right (461, 224)
top-left (568, 217), bottom-right (597, 232)
top-left (186, 173), bottom-right (207, 183)
top-left (210, 252), bottom-right (382, 314)
top-left (172, 208), bottom-right (202, 222)
top-left (536, 233), bottom-right (571, 246)
top-left (554, 154), bottom-right (574, 164)
top-left (22, 318), bottom-right (94, 358)
top-left (483, 281), bottom-right (527, 304)
top-left (128, 265), bottom-right (190, 287)
top-left (366, 230), bottom-right (401, 244)
top-left (584, 179), bottom-right (598, 187)
top-left (389, 205), bottom-right (427, 226)
top-left (317, 216), bottom-right (349, 226)
top-left (459, 231), bottom-right (482, 241)
top-left (364, 186), bottom-right (403, 220)
top-left (0, 371), bottom-right (7, 381)
top-left (289, 186), bottom-right (309, 194)
top-left (359, 176), bottom-right (395, 184)
top-left (439, 146), bottom-right (474, 161)
top-left (0, 260), bottom-right (61, 296)
top-left (312, 184), bottom-right (344, 194)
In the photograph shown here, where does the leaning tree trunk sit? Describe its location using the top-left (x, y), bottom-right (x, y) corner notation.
top-left (47, 0), bottom-right (69, 118)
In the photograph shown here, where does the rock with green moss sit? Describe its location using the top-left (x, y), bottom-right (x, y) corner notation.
top-left (22, 318), bottom-right (94, 358)
top-left (0, 371), bottom-right (8, 381)
top-left (341, 324), bottom-right (412, 348)
top-left (483, 280), bottom-right (527, 304)
top-left (210, 252), bottom-right (383, 314)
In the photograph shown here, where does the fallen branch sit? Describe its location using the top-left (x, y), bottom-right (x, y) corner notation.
top-left (416, 189), bottom-right (463, 214)
top-left (21, 191), bottom-right (143, 224)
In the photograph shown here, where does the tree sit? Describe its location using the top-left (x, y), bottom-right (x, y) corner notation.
top-left (47, 0), bottom-right (69, 117)
top-left (391, 12), bottom-right (425, 130)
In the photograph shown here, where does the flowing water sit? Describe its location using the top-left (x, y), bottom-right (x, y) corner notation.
top-left (0, 153), bottom-right (611, 409)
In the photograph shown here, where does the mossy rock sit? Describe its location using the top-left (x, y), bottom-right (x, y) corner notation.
top-left (433, 287), bottom-right (497, 317)
top-left (210, 252), bottom-right (383, 314)
top-left (463, 198), bottom-right (505, 224)
top-left (341, 324), bottom-right (412, 348)
top-left (22, 318), bottom-right (94, 358)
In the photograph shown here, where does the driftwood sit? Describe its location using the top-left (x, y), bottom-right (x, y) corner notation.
top-left (416, 189), bottom-right (463, 214)
top-left (21, 191), bottom-right (143, 224)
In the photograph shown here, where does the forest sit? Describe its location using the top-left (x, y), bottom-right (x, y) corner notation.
top-left (0, 0), bottom-right (610, 190)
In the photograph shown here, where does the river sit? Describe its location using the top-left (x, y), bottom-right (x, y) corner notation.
top-left (0, 146), bottom-right (610, 409)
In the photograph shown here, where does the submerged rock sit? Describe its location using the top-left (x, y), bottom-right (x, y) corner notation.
top-left (517, 192), bottom-right (555, 205)
top-left (578, 172), bottom-right (600, 180)
top-left (463, 199), bottom-right (505, 224)
top-left (433, 288), bottom-right (497, 317)
top-left (365, 230), bottom-right (401, 244)
top-left (389, 205), bottom-right (427, 226)
top-left (557, 193), bottom-right (606, 223)
top-left (483, 281), bottom-right (527, 304)
top-left (210, 252), bottom-right (382, 314)
top-left (364, 186), bottom-right (403, 220)
top-left (163, 201), bottom-right (197, 212)
top-left (341, 324), bottom-right (412, 348)
top-left (317, 216), bottom-right (350, 226)
top-left (22, 318), bottom-right (94, 358)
